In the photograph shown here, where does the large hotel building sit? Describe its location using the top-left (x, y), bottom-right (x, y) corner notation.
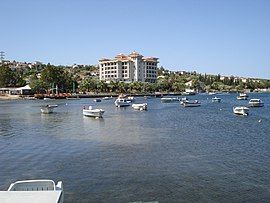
top-left (99, 51), bottom-right (158, 83)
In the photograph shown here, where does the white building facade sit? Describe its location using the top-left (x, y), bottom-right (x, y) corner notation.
top-left (99, 52), bottom-right (158, 83)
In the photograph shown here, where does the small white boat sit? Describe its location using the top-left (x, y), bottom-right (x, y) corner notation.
top-left (132, 103), bottom-right (147, 111)
top-left (24, 96), bottom-right (37, 100)
top-left (103, 96), bottom-right (113, 100)
top-left (127, 96), bottom-right (135, 102)
top-left (114, 98), bottom-right (131, 107)
top-left (249, 99), bottom-right (264, 107)
top-left (180, 97), bottom-right (188, 105)
top-left (233, 106), bottom-right (249, 116)
top-left (40, 105), bottom-right (58, 114)
top-left (208, 92), bottom-right (216, 95)
top-left (237, 93), bottom-right (248, 100)
top-left (161, 97), bottom-right (179, 103)
top-left (0, 179), bottom-right (64, 203)
top-left (83, 106), bottom-right (105, 118)
top-left (182, 100), bottom-right (201, 107)
top-left (43, 97), bottom-right (55, 100)
top-left (212, 97), bottom-right (221, 102)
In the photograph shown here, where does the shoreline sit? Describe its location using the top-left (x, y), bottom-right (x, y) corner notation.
top-left (0, 95), bottom-right (22, 100)
top-left (1, 91), bottom-right (269, 100)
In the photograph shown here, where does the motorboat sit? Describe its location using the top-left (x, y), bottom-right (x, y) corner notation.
top-left (40, 105), bottom-right (58, 114)
top-left (43, 97), bottom-right (55, 101)
top-left (161, 97), bottom-right (179, 103)
top-left (233, 106), bottom-right (249, 116)
top-left (103, 96), bottom-right (113, 100)
top-left (132, 103), bottom-right (147, 111)
top-left (180, 97), bottom-right (188, 105)
top-left (212, 97), bottom-right (221, 102)
top-left (0, 179), bottom-right (64, 203)
top-left (182, 100), bottom-right (201, 107)
top-left (237, 93), bottom-right (248, 100)
top-left (114, 98), bottom-right (131, 107)
top-left (24, 96), bottom-right (37, 100)
top-left (249, 99), bottom-right (264, 107)
top-left (127, 96), bottom-right (135, 102)
top-left (208, 92), bottom-right (216, 95)
top-left (93, 98), bottom-right (101, 102)
top-left (83, 106), bottom-right (105, 118)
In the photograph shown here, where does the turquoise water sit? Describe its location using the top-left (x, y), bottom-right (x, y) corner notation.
top-left (0, 93), bottom-right (270, 202)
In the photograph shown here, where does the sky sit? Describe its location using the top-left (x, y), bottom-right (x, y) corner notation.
top-left (1, 0), bottom-right (270, 79)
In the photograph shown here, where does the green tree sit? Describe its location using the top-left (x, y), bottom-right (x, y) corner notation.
top-left (0, 65), bottom-right (15, 87)
top-left (40, 65), bottom-right (76, 93)
top-left (29, 74), bottom-right (46, 93)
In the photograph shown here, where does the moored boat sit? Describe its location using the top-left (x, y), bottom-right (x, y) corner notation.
top-left (93, 98), bottom-right (101, 102)
top-left (248, 99), bottom-right (264, 107)
top-left (127, 96), bottom-right (135, 102)
top-left (233, 106), bottom-right (249, 116)
top-left (0, 179), bottom-right (64, 203)
top-left (103, 96), bottom-right (113, 100)
top-left (182, 100), bottom-right (201, 107)
top-left (43, 97), bottom-right (55, 101)
top-left (212, 96), bottom-right (221, 102)
top-left (180, 97), bottom-right (188, 105)
top-left (161, 97), bottom-right (179, 103)
top-left (132, 103), bottom-right (147, 111)
top-left (237, 93), bottom-right (248, 100)
top-left (24, 96), bottom-right (37, 100)
top-left (83, 106), bottom-right (105, 118)
top-left (114, 98), bottom-right (131, 107)
top-left (40, 105), bottom-right (58, 114)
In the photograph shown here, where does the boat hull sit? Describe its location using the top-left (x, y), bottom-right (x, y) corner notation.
top-left (83, 109), bottom-right (105, 118)
top-left (182, 100), bottom-right (201, 107)
top-left (115, 102), bottom-right (131, 107)
top-left (233, 107), bottom-right (249, 116)
top-left (183, 103), bottom-right (201, 107)
top-left (237, 96), bottom-right (248, 100)
top-left (4, 179), bottom-right (64, 203)
top-left (161, 98), bottom-right (179, 103)
top-left (114, 99), bottom-right (131, 107)
top-left (212, 97), bottom-right (221, 102)
top-left (40, 105), bottom-right (57, 114)
top-left (41, 107), bottom-right (54, 114)
top-left (132, 103), bottom-right (147, 110)
top-left (249, 103), bottom-right (264, 107)
top-left (248, 99), bottom-right (264, 107)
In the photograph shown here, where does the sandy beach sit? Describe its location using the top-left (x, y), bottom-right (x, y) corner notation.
top-left (0, 94), bottom-right (21, 100)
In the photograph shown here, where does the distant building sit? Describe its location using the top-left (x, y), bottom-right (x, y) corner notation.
top-left (99, 51), bottom-right (159, 83)
top-left (185, 80), bottom-right (193, 87)
top-left (0, 85), bottom-right (31, 95)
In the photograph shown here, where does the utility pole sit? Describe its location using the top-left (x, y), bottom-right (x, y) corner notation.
top-left (0, 51), bottom-right (5, 63)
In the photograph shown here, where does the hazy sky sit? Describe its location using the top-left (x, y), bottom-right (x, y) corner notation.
top-left (1, 0), bottom-right (270, 78)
